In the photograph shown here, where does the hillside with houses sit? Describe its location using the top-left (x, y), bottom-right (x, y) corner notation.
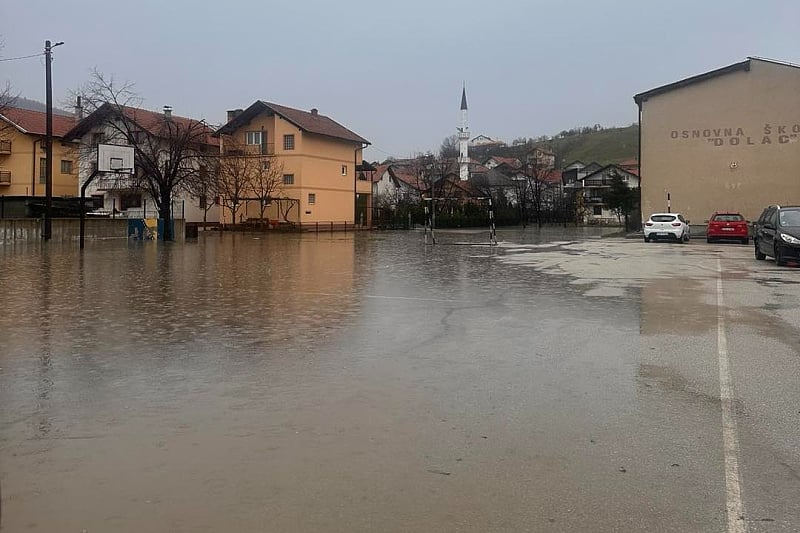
top-left (467, 124), bottom-right (639, 168)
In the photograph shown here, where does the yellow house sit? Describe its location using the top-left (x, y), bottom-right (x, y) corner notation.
top-left (215, 101), bottom-right (371, 226)
top-left (0, 106), bottom-right (78, 198)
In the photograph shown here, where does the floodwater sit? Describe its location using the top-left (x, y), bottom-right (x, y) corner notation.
top-left (1, 228), bottom-right (798, 531)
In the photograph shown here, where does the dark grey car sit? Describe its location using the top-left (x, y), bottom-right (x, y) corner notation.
top-left (754, 205), bottom-right (800, 266)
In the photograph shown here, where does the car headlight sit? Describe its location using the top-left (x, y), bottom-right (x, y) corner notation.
top-left (780, 233), bottom-right (800, 245)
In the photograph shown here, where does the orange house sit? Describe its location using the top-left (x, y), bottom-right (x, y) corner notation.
top-left (0, 106), bottom-right (78, 197)
top-left (215, 101), bottom-right (370, 226)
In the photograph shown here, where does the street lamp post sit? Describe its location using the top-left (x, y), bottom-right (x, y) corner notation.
top-left (43, 40), bottom-right (64, 241)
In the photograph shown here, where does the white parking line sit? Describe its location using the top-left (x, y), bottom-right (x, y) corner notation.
top-left (716, 258), bottom-right (748, 533)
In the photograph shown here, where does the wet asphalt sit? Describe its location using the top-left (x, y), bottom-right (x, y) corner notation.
top-left (0, 228), bottom-right (798, 532)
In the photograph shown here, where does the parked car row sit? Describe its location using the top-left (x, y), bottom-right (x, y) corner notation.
top-left (644, 205), bottom-right (800, 267)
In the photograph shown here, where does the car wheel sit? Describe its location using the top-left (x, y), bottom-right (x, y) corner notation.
top-left (707, 237), bottom-right (714, 244)
top-left (755, 240), bottom-right (766, 260)
top-left (741, 237), bottom-right (749, 245)
top-left (644, 236), bottom-right (650, 243)
top-left (775, 245), bottom-right (787, 266)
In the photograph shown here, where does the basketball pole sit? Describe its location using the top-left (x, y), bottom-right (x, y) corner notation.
top-left (79, 169), bottom-right (99, 250)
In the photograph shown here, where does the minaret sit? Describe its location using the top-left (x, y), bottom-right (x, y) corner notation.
top-left (458, 85), bottom-right (470, 181)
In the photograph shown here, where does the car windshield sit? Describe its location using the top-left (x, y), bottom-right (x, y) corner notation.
top-left (713, 214), bottom-right (743, 222)
top-left (651, 215), bottom-right (676, 222)
top-left (779, 209), bottom-right (800, 226)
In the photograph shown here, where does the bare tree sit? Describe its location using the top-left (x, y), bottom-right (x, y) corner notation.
top-left (0, 38), bottom-right (19, 134)
top-left (216, 136), bottom-right (259, 226)
top-left (73, 70), bottom-right (216, 240)
top-left (523, 155), bottom-right (552, 228)
top-left (183, 162), bottom-right (219, 228)
top-left (510, 174), bottom-right (530, 227)
top-left (250, 156), bottom-right (284, 226)
top-left (439, 134), bottom-right (459, 159)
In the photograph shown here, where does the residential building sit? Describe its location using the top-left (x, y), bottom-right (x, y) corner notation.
top-left (578, 164), bottom-right (640, 222)
top-left (215, 101), bottom-right (370, 226)
top-left (0, 106), bottom-right (78, 198)
top-left (530, 146), bottom-right (556, 169)
top-left (64, 104), bottom-right (219, 223)
top-left (469, 134), bottom-right (506, 148)
top-left (483, 156), bottom-right (521, 170)
top-left (634, 57), bottom-right (800, 222)
top-left (373, 161), bottom-right (425, 206)
top-left (561, 161), bottom-right (602, 190)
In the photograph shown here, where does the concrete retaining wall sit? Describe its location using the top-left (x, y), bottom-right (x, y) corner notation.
top-left (0, 218), bottom-right (185, 244)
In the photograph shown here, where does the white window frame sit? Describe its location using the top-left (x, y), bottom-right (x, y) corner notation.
top-left (245, 131), bottom-right (263, 145)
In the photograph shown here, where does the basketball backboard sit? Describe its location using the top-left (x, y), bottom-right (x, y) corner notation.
top-left (97, 144), bottom-right (135, 173)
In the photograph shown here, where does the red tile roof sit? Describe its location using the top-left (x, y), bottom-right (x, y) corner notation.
top-left (1, 107), bottom-right (76, 138)
top-left (543, 169), bottom-right (563, 184)
top-left (486, 156), bottom-right (521, 169)
top-left (63, 103), bottom-right (218, 147)
top-left (217, 101), bottom-right (368, 145)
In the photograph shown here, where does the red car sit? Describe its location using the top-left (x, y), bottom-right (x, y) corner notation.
top-left (706, 212), bottom-right (749, 244)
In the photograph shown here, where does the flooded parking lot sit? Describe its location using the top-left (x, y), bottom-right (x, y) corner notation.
top-left (1, 229), bottom-right (799, 532)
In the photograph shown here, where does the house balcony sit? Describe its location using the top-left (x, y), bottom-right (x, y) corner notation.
top-left (585, 196), bottom-right (605, 204)
top-left (227, 143), bottom-right (276, 156)
top-left (583, 179), bottom-right (611, 187)
top-left (93, 174), bottom-right (136, 191)
top-left (0, 169), bottom-right (11, 185)
top-left (0, 140), bottom-right (11, 155)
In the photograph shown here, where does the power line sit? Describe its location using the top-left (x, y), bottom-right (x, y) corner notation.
top-left (0, 52), bottom-right (45, 62)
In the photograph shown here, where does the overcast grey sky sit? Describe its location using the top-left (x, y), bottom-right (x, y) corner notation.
top-left (2, 0), bottom-right (798, 160)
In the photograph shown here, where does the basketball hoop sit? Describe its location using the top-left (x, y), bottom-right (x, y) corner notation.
top-left (97, 144), bottom-right (135, 174)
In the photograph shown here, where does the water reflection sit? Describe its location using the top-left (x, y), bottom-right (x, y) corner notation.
top-left (1, 228), bottom-right (654, 532)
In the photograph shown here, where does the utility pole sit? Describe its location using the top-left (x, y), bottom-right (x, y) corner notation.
top-left (43, 40), bottom-right (63, 241)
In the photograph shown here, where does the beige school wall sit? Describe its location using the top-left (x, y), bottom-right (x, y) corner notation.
top-left (639, 59), bottom-right (800, 223)
top-left (221, 113), bottom-right (366, 225)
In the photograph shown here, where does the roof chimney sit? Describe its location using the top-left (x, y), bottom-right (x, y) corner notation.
top-left (226, 108), bottom-right (244, 122)
top-left (163, 105), bottom-right (172, 119)
top-left (75, 95), bottom-right (83, 120)
top-left (311, 108), bottom-right (318, 116)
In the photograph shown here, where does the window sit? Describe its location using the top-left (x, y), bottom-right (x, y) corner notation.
top-left (199, 195), bottom-right (207, 209)
top-left (308, 193), bottom-right (316, 205)
top-left (262, 160), bottom-right (271, 170)
top-left (39, 157), bottom-right (47, 184)
top-left (713, 214), bottom-right (744, 222)
top-left (283, 134), bottom-right (295, 150)
top-left (768, 209), bottom-right (778, 226)
top-left (780, 208), bottom-right (800, 226)
top-left (283, 174), bottom-right (294, 185)
top-left (245, 131), bottom-right (262, 145)
top-left (120, 193), bottom-right (142, 210)
top-left (593, 206), bottom-right (602, 216)
top-left (341, 165), bottom-right (347, 176)
top-left (60, 160), bottom-right (73, 174)
top-left (91, 132), bottom-right (104, 147)
top-left (651, 215), bottom-right (676, 222)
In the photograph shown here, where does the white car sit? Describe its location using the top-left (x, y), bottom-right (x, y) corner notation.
top-left (644, 213), bottom-right (690, 243)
